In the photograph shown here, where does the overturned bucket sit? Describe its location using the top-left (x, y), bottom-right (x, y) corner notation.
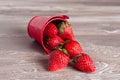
top-left (27, 15), bottom-right (69, 54)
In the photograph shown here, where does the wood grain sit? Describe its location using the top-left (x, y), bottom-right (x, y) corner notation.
top-left (0, 0), bottom-right (120, 80)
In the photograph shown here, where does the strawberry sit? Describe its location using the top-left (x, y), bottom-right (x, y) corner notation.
top-left (63, 40), bottom-right (83, 58)
top-left (57, 22), bottom-right (74, 40)
top-left (46, 35), bottom-right (64, 50)
top-left (44, 22), bottom-right (58, 38)
top-left (48, 50), bottom-right (70, 71)
top-left (74, 53), bottom-right (96, 73)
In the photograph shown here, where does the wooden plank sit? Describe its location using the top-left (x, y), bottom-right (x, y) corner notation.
top-left (0, 0), bottom-right (120, 80)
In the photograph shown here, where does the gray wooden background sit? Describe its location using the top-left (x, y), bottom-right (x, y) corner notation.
top-left (0, 0), bottom-right (120, 80)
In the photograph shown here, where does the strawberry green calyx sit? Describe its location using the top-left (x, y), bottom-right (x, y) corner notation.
top-left (55, 46), bottom-right (62, 51)
top-left (54, 40), bottom-right (69, 50)
top-left (62, 48), bottom-right (68, 55)
top-left (58, 22), bottom-right (66, 33)
top-left (64, 40), bottom-right (70, 44)
top-left (54, 42), bottom-right (64, 50)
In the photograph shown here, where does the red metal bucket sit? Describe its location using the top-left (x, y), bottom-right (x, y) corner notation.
top-left (27, 15), bottom-right (69, 54)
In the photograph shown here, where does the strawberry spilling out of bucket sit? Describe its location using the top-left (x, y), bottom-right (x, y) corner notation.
top-left (48, 50), bottom-right (70, 71)
top-left (28, 15), bottom-right (96, 73)
top-left (43, 21), bottom-right (96, 72)
top-left (57, 22), bottom-right (74, 40)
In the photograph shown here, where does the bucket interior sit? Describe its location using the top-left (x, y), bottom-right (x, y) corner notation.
top-left (52, 20), bottom-right (63, 26)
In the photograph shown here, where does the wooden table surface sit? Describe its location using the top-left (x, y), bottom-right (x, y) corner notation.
top-left (0, 0), bottom-right (120, 80)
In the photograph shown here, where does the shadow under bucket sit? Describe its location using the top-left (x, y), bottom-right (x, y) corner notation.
top-left (27, 15), bottom-right (69, 54)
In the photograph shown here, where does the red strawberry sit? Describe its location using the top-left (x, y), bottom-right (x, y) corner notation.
top-left (63, 40), bottom-right (83, 58)
top-left (74, 53), bottom-right (96, 73)
top-left (44, 22), bottom-right (58, 38)
top-left (57, 22), bottom-right (74, 40)
top-left (46, 36), bottom-right (63, 50)
top-left (48, 50), bottom-right (70, 71)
